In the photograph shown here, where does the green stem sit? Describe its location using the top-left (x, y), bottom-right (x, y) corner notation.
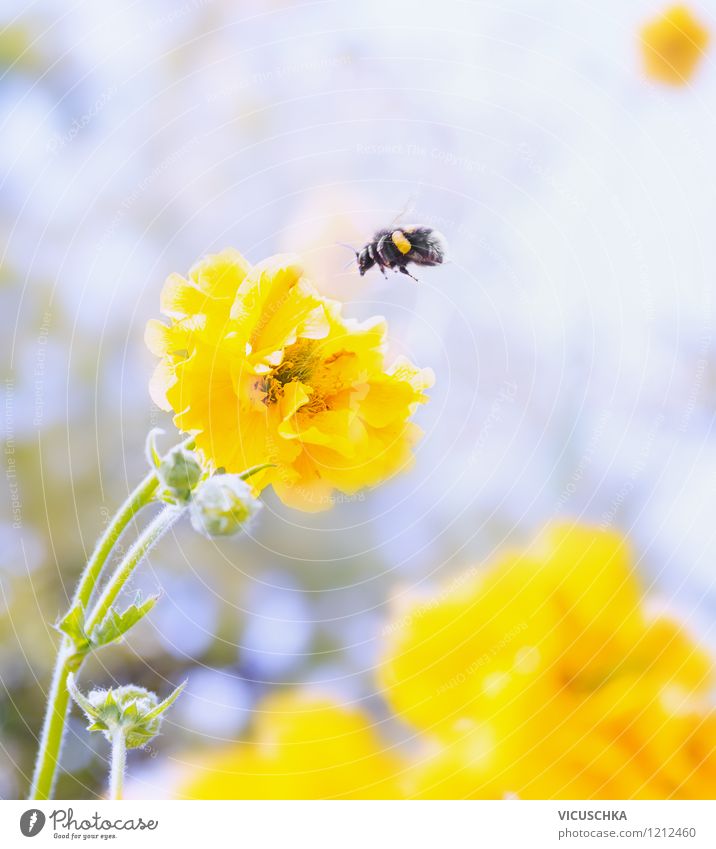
top-left (76, 471), bottom-right (160, 609)
top-left (30, 436), bottom-right (193, 801)
top-left (32, 506), bottom-right (182, 800)
top-left (28, 641), bottom-right (82, 801)
top-left (85, 506), bottom-right (183, 635)
top-left (109, 730), bottom-right (127, 801)
top-left (29, 471), bottom-right (159, 801)
top-left (75, 433), bottom-right (194, 611)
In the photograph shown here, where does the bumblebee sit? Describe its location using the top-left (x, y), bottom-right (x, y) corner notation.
top-left (356, 226), bottom-right (447, 281)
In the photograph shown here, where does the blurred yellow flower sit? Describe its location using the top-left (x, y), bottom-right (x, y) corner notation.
top-left (380, 523), bottom-right (716, 799)
top-left (146, 249), bottom-right (433, 511)
top-left (169, 524), bottom-right (716, 800)
top-left (177, 692), bottom-right (405, 799)
top-left (641, 5), bottom-right (709, 85)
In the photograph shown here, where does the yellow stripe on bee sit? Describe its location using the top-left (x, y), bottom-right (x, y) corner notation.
top-left (391, 230), bottom-right (412, 255)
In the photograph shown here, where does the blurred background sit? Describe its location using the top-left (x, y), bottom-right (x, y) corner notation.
top-left (2, 0), bottom-right (716, 798)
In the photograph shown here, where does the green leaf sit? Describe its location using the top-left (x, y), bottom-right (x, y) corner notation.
top-left (56, 604), bottom-right (90, 653)
top-left (90, 593), bottom-right (159, 648)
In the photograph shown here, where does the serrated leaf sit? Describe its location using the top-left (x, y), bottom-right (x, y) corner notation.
top-left (90, 593), bottom-right (159, 648)
top-left (56, 604), bottom-right (90, 653)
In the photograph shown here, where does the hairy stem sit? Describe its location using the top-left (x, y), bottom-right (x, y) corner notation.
top-left (108, 730), bottom-right (127, 801)
top-left (28, 642), bottom-right (81, 801)
top-left (85, 505), bottom-right (183, 634)
top-left (30, 437), bottom-right (193, 801)
top-left (75, 471), bottom-right (160, 609)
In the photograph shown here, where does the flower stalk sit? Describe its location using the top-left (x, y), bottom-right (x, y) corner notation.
top-left (109, 731), bottom-right (127, 801)
top-left (28, 640), bottom-right (82, 801)
top-left (67, 674), bottom-right (185, 800)
top-left (84, 505), bottom-right (184, 635)
top-left (76, 469), bottom-right (160, 609)
top-left (30, 439), bottom-right (193, 801)
top-left (30, 432), bottom-right (265, 801)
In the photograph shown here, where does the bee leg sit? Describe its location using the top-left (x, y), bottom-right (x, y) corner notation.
top-left (399, 266), bottom-right (419, 282)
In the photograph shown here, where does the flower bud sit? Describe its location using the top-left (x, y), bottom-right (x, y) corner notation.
top-left (67, 674), bottom-right (185, 749)
top-left (189, 475), bottom-right (262, 537)
top-left (158, 446), bottom-right (202, 503)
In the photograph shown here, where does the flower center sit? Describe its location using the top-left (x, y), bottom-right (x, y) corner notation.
top-left (262, 340), bottom-right (319, 404)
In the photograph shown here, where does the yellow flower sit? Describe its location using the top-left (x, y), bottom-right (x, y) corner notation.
top-left (379, 546), bottom-right (561, 733)
top-left (381, 523), bottom-right (716, 799)
top-left (166, 525), bottom-right (716, 800)
top-left (641, 5), bottom-right (709, 85)
top-left (146, 249), bottom-right (433, 511)
top-left (176, 692), bottom-right (405, 799)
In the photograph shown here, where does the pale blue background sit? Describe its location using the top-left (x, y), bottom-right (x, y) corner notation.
top-left (2, 0), bottom-right (716, 797)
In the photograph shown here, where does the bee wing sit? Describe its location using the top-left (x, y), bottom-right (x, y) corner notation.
top-left (388, 190), bottom-right (423, 228)
top-left (410, 230), bottom-right (448, 266)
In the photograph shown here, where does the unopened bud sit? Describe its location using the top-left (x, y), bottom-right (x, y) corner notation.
top-left (67, 674), bottom-right (185, 749)
top-left (157, 447), bottom-right (202, 503)
top-left (189, 475), bottom-right (262, 537)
